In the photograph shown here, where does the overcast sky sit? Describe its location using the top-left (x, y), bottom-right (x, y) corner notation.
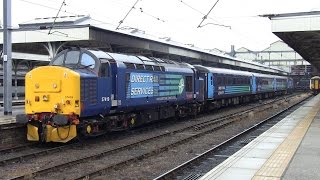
top-left (1, 0), bottom-right (320, 52)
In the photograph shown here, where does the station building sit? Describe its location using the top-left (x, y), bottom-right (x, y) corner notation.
top-left (235, 41), bottom-right (318, 90)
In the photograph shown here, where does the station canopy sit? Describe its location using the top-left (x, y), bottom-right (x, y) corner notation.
top-left (0, 15), bottom-right (287, 75)
top-left (266, 11), bottom-right (320, 70)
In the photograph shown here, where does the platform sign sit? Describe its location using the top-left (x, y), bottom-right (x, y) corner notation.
top-left (126, 72), bottom-right (185, 99)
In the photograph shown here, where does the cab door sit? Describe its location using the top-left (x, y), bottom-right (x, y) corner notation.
top-left (98, 60), bottom-right (112, 113)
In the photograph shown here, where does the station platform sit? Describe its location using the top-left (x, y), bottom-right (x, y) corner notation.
top-left (200, 94), bottom-right (320, 180)
top-left (0, 105), bottom-right (24, 125)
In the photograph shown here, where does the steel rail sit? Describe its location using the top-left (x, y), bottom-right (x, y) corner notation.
top-left (153, 95), bottom-right (310, 180)
top-left (8, 94), bottom-right (301, 179)
top-left (71, 95), bottom-right (306, 180)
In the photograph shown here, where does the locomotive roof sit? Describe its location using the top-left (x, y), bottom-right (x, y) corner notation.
top-left (88, 49), bottom-right (194, 73)
top-left (193, 65), bottom-right (252, 77)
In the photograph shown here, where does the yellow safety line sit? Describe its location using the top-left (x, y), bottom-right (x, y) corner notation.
top-left (252, 100), bottom-right (320, 180)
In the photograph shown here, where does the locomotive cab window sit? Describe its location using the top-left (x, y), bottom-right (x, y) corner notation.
top-left (65, 51), bottom-right (80, 65)
top-left (52, 53), bottom-right (64, 66)
top-left (99, 60), bottom-right (110, 77)
top-left (50, 50), bottom-right (98, 72)
top-left (81, 53), bottom-right (96, 69)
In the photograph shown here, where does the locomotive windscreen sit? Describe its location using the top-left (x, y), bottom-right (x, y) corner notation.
top-left (50, 50), bottom-right (97, 70)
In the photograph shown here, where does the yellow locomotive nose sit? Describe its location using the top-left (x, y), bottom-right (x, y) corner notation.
top-left (24, 66), bottom-right (81, 142)
top-left (25, 66), bottom-right (81, 115)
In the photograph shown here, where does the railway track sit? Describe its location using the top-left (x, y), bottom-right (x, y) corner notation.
top-left (6, 93), bottom-right (305, 180)
top-left (0, 123), bottom-right (26, 149)
top-left (0, 143), bottom-right (78, 166)
top-left (0, 95), bottom-right (291, 167)
top-left (0, 143), bottom-right (36, 155)
top-left (154, 95), bottom-right (310, 179)
top-left (74, 94), bottom-right (307, 180)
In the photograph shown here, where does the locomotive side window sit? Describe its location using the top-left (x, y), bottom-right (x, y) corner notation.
top-left (100, 63), bottom-right (109, 77)
top-left (154, 66), bottom-right (161, 71)
top-left (145, 65), bottom-right (154, 71)
top-left (186, 76), bottom-right (193, 92)
top-left (81, 53), bottom-right (96, 69)
top-left (124, 63), bottom-right (135, 69)
top-left (100, 59), bottom-right (110, 77)
top-left (136, 64), bottom-right (145, 70)
top-left (65, 51), bottom-right (80, 65)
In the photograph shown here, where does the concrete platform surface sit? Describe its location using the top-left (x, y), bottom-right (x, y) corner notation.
top-left (200, 94), bottom-right (320, 180)
top-left (0, 106), bottom-right (24, 125)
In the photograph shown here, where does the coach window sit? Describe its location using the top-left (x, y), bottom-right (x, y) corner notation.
top-left (186, 76), bottom-right (193, 92)
top-left (222, 77), bottom-right (226, 85)
top-left (228, 77), bottom-right (233, 85)
top-left (234, 78), bottom-right (238, 84)
top-left (217, 77), bottom-right (221, 84)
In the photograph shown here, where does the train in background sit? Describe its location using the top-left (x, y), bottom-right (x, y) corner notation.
top-left (310, 76), bottom-right (320, 94)
top-left (0, 75), bottom-right (25, 99)
top-left (16, 48), bottom-right (293, 143)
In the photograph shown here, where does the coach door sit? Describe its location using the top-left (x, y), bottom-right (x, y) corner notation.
top-left (207, 73), bottom-right (214, 99)
top-left (251, 75), bottom-right (256, 94)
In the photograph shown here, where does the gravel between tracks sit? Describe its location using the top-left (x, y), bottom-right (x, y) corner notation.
top-left (0, 93), bottom-right (308, 179)
top-left (91, 95), bottom-right (307, 180)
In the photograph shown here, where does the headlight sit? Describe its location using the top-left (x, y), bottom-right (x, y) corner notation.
top-left (43, 95), bottom-right (49, 101)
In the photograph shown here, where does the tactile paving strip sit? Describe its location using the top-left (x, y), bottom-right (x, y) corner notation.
top-left (253, 100), bottom-right (320, 180)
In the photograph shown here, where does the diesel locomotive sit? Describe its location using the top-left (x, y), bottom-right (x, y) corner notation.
top-left (16, 48), bottom-right (293, 143)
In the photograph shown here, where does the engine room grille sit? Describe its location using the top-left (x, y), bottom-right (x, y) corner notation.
top-left (81, 78), bottom-right (97, 105)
